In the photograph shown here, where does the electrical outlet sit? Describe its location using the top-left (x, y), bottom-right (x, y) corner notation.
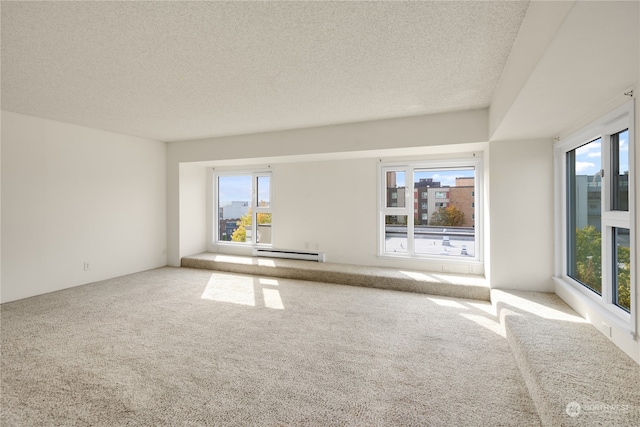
top-left (83, 262), bottom-right (90, 271)
top-left (602, 322), bottom-right (612, 338)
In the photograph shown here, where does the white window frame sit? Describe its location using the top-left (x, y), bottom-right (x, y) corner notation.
top-left (554, 100), bottom-right (636, 333)
top-left (213, 169), bottom-right (273, 247)
top-left (378, 157), bottom-right (483, 266)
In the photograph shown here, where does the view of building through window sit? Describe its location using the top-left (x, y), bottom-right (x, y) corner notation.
top-left (217, 174), bottom-right (272, 245)
top-left (383, 167), bottom-right (476, 258)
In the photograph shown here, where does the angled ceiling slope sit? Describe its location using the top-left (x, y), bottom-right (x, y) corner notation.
top-left (491, 1), bottom-right (639, 142)
top-left (2, 1), bottom-right (529, 142)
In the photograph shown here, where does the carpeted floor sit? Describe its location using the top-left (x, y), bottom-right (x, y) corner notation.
top-left (1, 267), bottom-right (540, 426)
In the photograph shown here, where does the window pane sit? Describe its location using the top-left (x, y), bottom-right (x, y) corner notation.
top-left (385, 215), bottom-right (407, 253)
top-left (413, 168), bottom-right (475, 257)
top-left (611, 129), bottom-right (629, 211)
top-left (257, 212), bottom-right (272, 244)
top-left (386, 171), bottom-right (406, 208)
top-left (257, 176), bottom-right (271, 208)
top-left (613, 228), bottom-right (631, 312)
top-left (567, 139), bottom-right (602, 294)
top-left (218, 175), bottom-right (251, 243)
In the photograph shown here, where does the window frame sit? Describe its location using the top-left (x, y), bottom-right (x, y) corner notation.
top-left (213, 169), bottom-right (273, 247)
top-left (378, 156), bottom-right (483, 265)
top-left (554, 100), bottom-right (636, 331)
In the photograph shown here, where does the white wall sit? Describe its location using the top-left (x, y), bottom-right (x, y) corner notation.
top-left (179, 163), bottom-right (207, 258)
top-left (1, 111), bottom-right (167, 303)
top-left (273, 158), bottom-right (377, 266)
top-left (488, 139), bottom-right (555, 292)
top-left (168, 109), bottom-right (488, 165)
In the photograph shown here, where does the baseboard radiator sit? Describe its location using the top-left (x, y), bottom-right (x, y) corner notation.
top-left (252, 248), bottom-right (326, 262)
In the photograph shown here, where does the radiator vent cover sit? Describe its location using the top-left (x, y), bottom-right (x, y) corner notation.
top-left (252, 248), bottom-right (326, 262)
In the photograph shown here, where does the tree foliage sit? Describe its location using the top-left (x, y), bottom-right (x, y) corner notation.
top-left (231, 208), bottom-right (272, 243)
top-left (430, 206), bottom-right (465, 227)
top-left (573, 225), bottom-right (630, 310)
top-left (616, 245), bottom-right (631, 310)
top-left (574, 225), bottom-right (602, 293)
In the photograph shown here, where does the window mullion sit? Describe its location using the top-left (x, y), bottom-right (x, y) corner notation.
top-left (407, 169), bottom-right (415, 255)
top-left (603, 226), bottom-right (613, 305)
top-left (602, 133), bottom-right (611, 304)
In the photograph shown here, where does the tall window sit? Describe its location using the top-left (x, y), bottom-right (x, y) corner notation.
top-left (215, 172), bottom-right (273, 245)
top-left (380, 158), bottom-right (481, 261)
top-left (558, 101), bottom-right (634, 315)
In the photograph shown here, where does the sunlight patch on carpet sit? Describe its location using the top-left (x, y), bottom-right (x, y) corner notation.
top-left (399, 271), bottom-right (437, 281)
top-left (460, 313), bottom-right (505, 337)
top-left (201, 274), bottom-right (285, 309)
top-left (427, 297), bottom-right (468, 309)
top-left (202, 274), bottom-right (256, 306)
top-left (263, 288), bottom-right (284, 310)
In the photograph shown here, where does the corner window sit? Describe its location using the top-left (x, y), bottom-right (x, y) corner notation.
top-left (557, 101), bottom-right (634, 317)
top-left (379, 158), bottom-right (482, 261)
top-left (215, 171), bottom-right (273, 245)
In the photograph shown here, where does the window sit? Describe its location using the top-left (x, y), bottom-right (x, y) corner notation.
top-left (611, 130), bottom-right (629, 211)
top-left (215, 171), bottom-right (273, 245)
top-left (380, 158), bottom-right (481, 261)
top-left (567, 138), bottom-right (603, 294)
top-left (557, 101), bottom-right (634, 320)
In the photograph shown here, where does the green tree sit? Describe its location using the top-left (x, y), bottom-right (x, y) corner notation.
top-left (574, 225), bottom-right (602, 293)
top-left (430, 206), bottom-right (465, 227)
top-left (231, 208), bottom-right (272, 243)
top-left (616, 245), bottom-right (630, 310)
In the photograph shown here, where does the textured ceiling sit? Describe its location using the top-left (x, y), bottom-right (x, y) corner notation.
top-left (1, 1), bottom-right (529, 142)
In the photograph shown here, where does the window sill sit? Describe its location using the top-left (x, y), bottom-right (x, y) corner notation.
top-left (377, 253), bottom-right (484, 275)
top-left (554, 276), bottom-right (636, 341)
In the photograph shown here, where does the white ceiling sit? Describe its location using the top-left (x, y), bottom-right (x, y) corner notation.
top-left (491, 0), bottom-right (639, 142)
top-left (1, 1), bottom-right (530, 142)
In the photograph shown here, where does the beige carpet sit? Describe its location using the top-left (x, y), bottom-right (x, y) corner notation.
top-left (1, 267), bottom-right (539, 426)
top-left (493, 290), bottom-right (640, 427)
